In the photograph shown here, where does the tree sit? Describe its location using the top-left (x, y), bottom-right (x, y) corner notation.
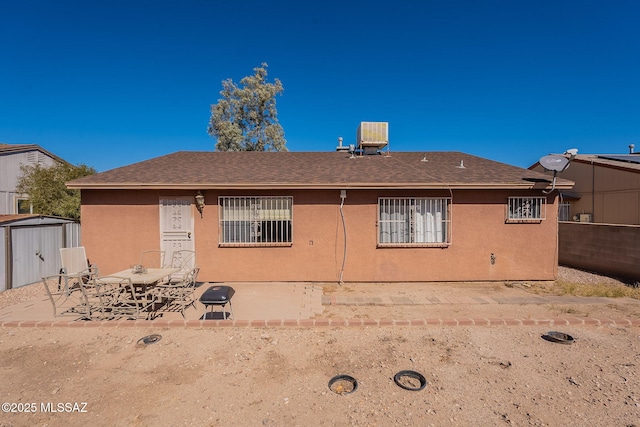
top-left (208, 63), bottom-right (287, 151)
top-left (16, 162), bottom-right (96, 221)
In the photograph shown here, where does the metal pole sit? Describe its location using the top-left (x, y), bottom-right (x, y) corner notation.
top-left (4, 225), bottom-right (12, 290)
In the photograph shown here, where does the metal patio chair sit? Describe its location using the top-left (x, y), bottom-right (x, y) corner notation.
top-left (59, 247), bottom-right (99, 287)
top-left (166, 250), bottom-right (196, 284)
top-left (154, 266), bottom-right (200, 318)
top-left (79, 276), bottom-right (157, 320)
top-left (139, 250), bottom-right (167, 269)
top-left (76, 275), bottom-right (125, 320)
top-left (42, 274), bottom-right (91, 319)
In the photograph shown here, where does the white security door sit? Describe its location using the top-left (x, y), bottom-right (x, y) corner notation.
top-left (160, 197), bottom-right (195, 264)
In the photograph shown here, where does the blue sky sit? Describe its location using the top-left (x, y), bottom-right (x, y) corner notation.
top-left (1, 0), bottom-right (638, 172)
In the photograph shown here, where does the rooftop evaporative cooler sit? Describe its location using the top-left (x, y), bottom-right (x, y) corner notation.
top-left (357, 122), bottom-right (388, 154)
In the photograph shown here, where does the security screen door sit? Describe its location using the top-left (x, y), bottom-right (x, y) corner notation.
top-left (160, 197), bottom-right (195, 262)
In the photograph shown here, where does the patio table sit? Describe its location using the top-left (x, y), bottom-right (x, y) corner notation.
top-left (103, 268), bottom-right (180, 292)
top-left (101, 268), bottom-right (181, 318)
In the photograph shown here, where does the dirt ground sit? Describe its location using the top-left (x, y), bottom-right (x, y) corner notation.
top-left (1, 270), bottom-right (639, 426)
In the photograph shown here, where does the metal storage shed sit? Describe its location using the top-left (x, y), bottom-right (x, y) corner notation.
top-left (0, 215), bottom-right (80, 291)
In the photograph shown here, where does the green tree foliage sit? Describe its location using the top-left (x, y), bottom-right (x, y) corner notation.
top-left (208, 63), bottom-right (287, 151)
top-left (16, 162), bottom-right (96, 220)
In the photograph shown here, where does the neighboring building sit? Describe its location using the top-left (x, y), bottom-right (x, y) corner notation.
top-left (0, 143), bottom-right (66, 215)
top-left (530, 146), bottom-right (640, 225)
top-left (530, 146), bottom-right (640, 280)
top-left (67, 126), bottom-right (572, 284)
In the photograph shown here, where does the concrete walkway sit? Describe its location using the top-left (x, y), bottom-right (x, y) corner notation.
top-left (323, 292), bottom-right (627, 307)
top-left (1, 281), bottom-right (639, 328)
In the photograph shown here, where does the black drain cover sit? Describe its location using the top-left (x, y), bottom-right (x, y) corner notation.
top-left (137, 334), bottom-right (162, 345)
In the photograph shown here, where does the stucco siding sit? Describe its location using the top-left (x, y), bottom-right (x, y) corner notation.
top-left (81, 188), bottom-right (559, 283)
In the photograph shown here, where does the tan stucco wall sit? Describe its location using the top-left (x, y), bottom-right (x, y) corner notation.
top-left (80, 189), bottom-right (559, 283)
top-left (532, 161), bottom-right (640, 225)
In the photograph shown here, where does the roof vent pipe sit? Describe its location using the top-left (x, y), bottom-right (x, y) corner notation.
top-left (336, 137), bottom-right (350, 152)
top-left (630, 144), bottom-right (635, 154)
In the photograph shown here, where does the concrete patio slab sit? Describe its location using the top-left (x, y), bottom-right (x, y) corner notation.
top-left (1, 280), bottom-right (639, 328)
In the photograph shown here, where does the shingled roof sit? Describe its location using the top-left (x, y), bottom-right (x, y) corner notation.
top-left (566, 154), bottom-right (640, 173)
top-left (66, 151), bottom-right (572, 190)
top-left (0, 143), bottom-right (66, 164)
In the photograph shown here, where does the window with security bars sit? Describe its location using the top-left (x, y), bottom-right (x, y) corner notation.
top-left (558, 203), bottom-right (570, 221)
top-left (219, 196), bottom-right (293, 245)
top-left (507, 197), bottom-right (546, 221)
top-left (378, 198), bottom-right (451, 246)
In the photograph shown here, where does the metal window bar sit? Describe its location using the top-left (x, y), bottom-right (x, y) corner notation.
top-left (379, 198), bottom-right (450, 245)
top-left (558, 203), bottom-right (570, 221)
top-left (220, 196), bottom-right (293, 245)
top-left (507, 197), bottom-right (546, 221)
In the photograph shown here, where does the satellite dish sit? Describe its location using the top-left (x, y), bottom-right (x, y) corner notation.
top-left (539, 154), bottom-right (570, 172)
top-left (538, 150), bottom-right (577, 194)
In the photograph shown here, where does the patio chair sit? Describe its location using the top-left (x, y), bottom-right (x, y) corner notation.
top-left (76, 275), bottom-right (124, 320)
top-left (166, 250), bottom-right (196, 284)
top-left (42, 274), bottom-right (91, 319)
top-left (153, 267), bottom-right (200, 318)
top-left (108, 277), bottom-right (159, 320)
top-left (139, 250), bottom-right (167, 269)
top-left (59, 247), bottom-right (99, 287)
top-left (79, 276), bottom-right (158, 320)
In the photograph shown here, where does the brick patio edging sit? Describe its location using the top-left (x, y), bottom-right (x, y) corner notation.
top-left (2, 317), bottom-right (640, 328)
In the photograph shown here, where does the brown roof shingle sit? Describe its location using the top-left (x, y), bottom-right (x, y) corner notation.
top-left (66, 151), bottom-right (572, 190)
top-left (0, 143), bottom-right (66, 164)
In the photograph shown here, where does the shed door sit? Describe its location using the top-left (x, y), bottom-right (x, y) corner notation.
top-left (160, 197), bottom-right (194, 262)
top-left (11, 225), bottom-right (62, 288)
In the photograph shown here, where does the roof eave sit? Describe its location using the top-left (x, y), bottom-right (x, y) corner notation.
top-left (0, 144), bottom-right (68, 165)
top-left (67, 182), bottom-right (572, 191)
